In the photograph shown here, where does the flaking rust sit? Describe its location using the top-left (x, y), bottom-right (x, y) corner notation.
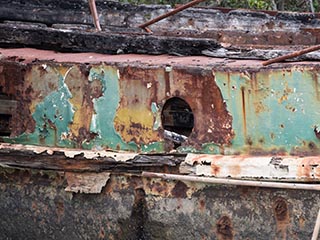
top-left (2, 51), bottom-right (320, 156)
top-left (2, 2), bottom-right (320, 238)
top-left (0, 57), bottom-right (236, 153)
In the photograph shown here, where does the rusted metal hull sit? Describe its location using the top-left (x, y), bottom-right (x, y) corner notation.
top-left (1, 48), bottom-right (320, 156)
top-left (2, 2), bottom-right (320, 238)
top-left (1, 166), bottom-right (319, 240)
top-left (1, 47), bottom-right (320, 239)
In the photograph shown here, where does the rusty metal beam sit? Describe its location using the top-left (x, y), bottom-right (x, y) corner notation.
top-left (262, 44), bottom-right (320, 65)
top-left (142, 171), bottom-right (320, 191)
top-left (138, 0), bottom-right (207, 30)
top-left (88, 0), bottom-right (101, 31)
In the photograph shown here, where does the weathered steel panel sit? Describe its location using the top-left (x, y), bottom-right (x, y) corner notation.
top-left (2, 51), bottom-right (320, 155)
top-left (0, 167), bottom-right (319, 240)
top-left (214, 68), bottom-right (320, 155)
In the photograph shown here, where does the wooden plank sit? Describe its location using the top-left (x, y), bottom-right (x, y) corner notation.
top-left (0, 144), bottom-right (183, 173)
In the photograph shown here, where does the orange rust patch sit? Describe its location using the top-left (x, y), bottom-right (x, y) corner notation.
top-left (216, 216), bottom-right (234, 240)
top-left (199, 198), bottom-right (206, 212)
top-left (297, 157), bottom-right (320, 179)
top-left (171, 181), bottom-right (188, 198)
top-left (273, 198), bottom-right (290, 239)
top-left (211, 163), bottom-right (221, 176)
top-left (176, 69), bottom-right (234, 146)
top-left (65, 65), bottom-right (102, 146)
top-left (114, 66), bottom-right (162, 145)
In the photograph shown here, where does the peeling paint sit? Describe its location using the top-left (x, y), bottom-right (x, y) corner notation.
top-left (2, 51), bottom-right (320, 156)
top-left (184, 153), bottom-right (320, 181)
top-left (65, 172), bottom-right (110, 193)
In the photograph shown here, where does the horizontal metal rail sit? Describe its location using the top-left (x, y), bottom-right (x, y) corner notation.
top-left (142, 171), bottom-right (320, 191)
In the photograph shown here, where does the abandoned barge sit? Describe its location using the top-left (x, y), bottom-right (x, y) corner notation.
top-left (1, 0), bottom-right (320, 239)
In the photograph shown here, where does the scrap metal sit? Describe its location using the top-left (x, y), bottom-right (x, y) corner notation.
top-left (138, 0), bottom-right (207, 31)
top-left (88, 0), bottom-right (102, 31)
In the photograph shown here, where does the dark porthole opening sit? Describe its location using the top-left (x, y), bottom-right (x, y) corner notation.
top-left (0, 93), bottom-right (14, 137)
top-left (0, 114), bottom-right (11, 136)
top-left (161, 97), bottom-right (194, 148)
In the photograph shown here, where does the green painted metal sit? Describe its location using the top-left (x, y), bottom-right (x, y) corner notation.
top-left (215, 67), bottom-right (320, 155)
top-left (3, 61), bottom-right (320, 155)
top-left (87, 65), bottom-right (138, 151)
top-left (7, 65), bottom-right (74, 148)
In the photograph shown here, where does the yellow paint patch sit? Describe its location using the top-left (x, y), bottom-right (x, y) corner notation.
top-left (57, 65), bottom-right (71, 78)
top-left (114, 107), bottom-right (160, 144)
top-left (65, 66), bottom-right (93, 137)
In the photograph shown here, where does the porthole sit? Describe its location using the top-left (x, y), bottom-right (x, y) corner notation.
top-left (161, 97), bottom-right (194, 147)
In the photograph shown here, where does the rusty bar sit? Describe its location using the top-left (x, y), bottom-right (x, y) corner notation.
top-left (312, 209), bottom-right (320, 240)
top-left (142, 172), bottom-right (320, 191)
top-left (138, 0), bottom-right (207, 30)
top-left (88, 0), bottom-right (101, 31)
top-left (262, 44), bottom-right (320, 66)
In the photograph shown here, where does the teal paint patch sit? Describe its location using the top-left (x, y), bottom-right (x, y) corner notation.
top-left (5, 66), bottom-right (74, 147)
top-left (141, 141), bottom-right (164, 153)
top-left (200, 143), bottom-right (222, 154)
top-left (151, 102), bottom-right (161, 131)
top-left (88, 65), bottom-right (138, 151)
top-left (215, 68), bottom-right (320, 154)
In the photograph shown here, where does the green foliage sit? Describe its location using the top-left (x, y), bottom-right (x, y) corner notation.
top-left (247, 0), bottom-right (272, 9)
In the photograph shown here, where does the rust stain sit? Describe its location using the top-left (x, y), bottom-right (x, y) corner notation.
top-left (164, 68), bottom-right (171, 96)
top-left (65, 65), bottom-right (101, 146)
top-left (199, 195), bottom-right (206, 212)
top-left (175, 68), bottom-right (234, 146)
top-left (54, 196), bottom-right (65, 223)
top-left (312, 72), bottom-right (320, 101)
top-left (0, 62), bottom-right (35, 136)
top-left (114, 66), bottom-right (162, 144)
top-left (273, 198), bottom-right (290, 239)
top-left (211, 163), bottom-right (221, 176)
top-left (216, 215), bottom-right (234, 240)
top-left (241, 86), bottom-right (247, 137)
top-left (299, 216), bottom-right (305, 229)
top-left (297, 157), bottom-right (320, 179)
top-left (98, 227), bottom-right (105, 239)
top-left (27, 65), bottom-right (60, 114)
top-left (171, 181), bottom-right (188, 198)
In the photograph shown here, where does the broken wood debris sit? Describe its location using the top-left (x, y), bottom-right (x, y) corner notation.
top-left (0, 144), bottom-right (183, 173)
top-left (0, 22), bottom-right (220, 55)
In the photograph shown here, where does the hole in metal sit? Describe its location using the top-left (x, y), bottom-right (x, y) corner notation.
top-left (0, 94), bottom-right (15, 136)
top-left (0, 114), bottom-right (11, 136)
top-left (161, 97), bottom-right (194, 148)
